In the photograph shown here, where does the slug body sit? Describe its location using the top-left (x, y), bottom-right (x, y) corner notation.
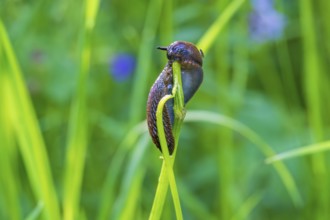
top-left (147, 41), bottom-right (204, 155)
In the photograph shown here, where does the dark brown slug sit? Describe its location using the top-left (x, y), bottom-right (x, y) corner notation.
top-left (146, 41), bottom-right (204, 155)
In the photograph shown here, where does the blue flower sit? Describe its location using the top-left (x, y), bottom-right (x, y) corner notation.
top-left (251, 0), bottom-right (274, 12)
top-left (249, 0), bottom-right (286, 43)
top-left (110, 53), bottom-right (136, 82)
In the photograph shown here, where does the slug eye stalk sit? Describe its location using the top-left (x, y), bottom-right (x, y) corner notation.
top-left (157, 46), bottom-right (168, 51)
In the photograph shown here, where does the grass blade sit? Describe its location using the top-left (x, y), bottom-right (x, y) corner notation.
top-left (197, 0), bottom-right (246, 54)
top-left (129, 0), bottom-right (165, 124)
top-left (185, 110), bottom-right (302, 207)
top-left (25, 201), bottom-right (44, 220)
top-left (113, 134), bottom-right (149, 220)
top-left (97, 122), bottom-right (147, 220)
top-left (0, 19), bottom-right (60, 220)
top-left (266, 141), bottom-right (330, 164)
top-left (0, 68), bottom-right (21, 220)
top-left (62, 0), bottom-right (100, 219)
top-left (300, 0), bottom-right (329, 217)
top-left (231, 192), bottom-right (263, 220)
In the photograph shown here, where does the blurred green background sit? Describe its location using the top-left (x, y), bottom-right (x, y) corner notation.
top-left (1, 0), bottom-right (330, 219)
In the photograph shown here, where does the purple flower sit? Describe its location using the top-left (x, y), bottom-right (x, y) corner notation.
top-left (249, 0), bottom-right (286, 43)
top-left (110, 53), bottom-right (136, 82)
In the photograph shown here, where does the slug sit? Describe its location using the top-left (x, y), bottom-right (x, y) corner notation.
top-left (146, 41), bottom-right (204, 155)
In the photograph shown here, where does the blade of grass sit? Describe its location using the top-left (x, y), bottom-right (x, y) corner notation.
top-left (254, 48), bottom-right (286, 106)
top-left (266, 140), bottom-right (330, 164)
top-left (0, 19), bottom-right (60, 220)
top-left (231, 24), bottom-right (249, 106)
top-left (25, 201), bottom-right (44, 220)
top-left (275, 31), bottom-right (300, 109)
top-left (156, 94), bottom-right (183, 220)
top-left (212, 1), bottom-right (234, 218)
top-left (129, 0), bottom-right (165, 124)
top-left (159, 0), bottom-right (173, 44)
top-left (97, 121), bottom-right (147, 220)
top-left (118, 169), bottom-right (145, 220)
top-left (301, 0), bottom-right (323, 139)
top-left (185, 110), bottom-right (302, 207)
top-left (0, 69), bottom-right (21, 220)
top-left (179, 181), bottom-right (217, 220)
top-left (216, 3), bottom-right (249, 217)
top-left (114, 134), bottom-right (149, 220)
top-left (300, 0), bottom-right (328, 217)
top-left (231, 191), bottom-right (263, 220)
top-left (62, 0), bottom-right (100, 219)
top-left (149, 62), bottom-right (185, 220)
top-left (149, 162), bottom-right (170, 220)
top-left (197, 0), bottom-right (246, 54)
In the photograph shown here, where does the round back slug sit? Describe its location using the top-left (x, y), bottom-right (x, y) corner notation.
top-left (146, 41), bottom-right (204, 155)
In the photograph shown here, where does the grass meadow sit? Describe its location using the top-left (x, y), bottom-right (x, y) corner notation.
top-left (1, 0), bottom-right (330, 219)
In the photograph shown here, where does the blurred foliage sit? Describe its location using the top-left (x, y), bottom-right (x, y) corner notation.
top-left (1, 0), bottom-right (330, 219)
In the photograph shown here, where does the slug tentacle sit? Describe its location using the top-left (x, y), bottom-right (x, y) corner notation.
top-left (147, 41), bottom-right (204, 155)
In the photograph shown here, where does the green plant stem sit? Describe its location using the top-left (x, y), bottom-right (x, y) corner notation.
top-left (185, 110), bottom-right (302, 207)
top-left (26, 201), bottom-right (44, 220)
top-left (149, 62), bottom-right (184, 220)
top-left (0, 67), bottom-right (21, 220)
top-left (63, 0), bottom-right (99, 219)
top-left (114, 134), bottom-right (149, 220)
top-left (149, 162), bottom-right (170, 220)
top-left (231, 192), bottom-right (263, 220)
top-left (97, 121), bottom-right (147, 220)
top-left (172, 62), bottom-right (186, 124)
top-left (156, 94), bottom-right (183, 220)
top-left (300, 0), bottom-right (328, 218)
top-left (129, 0), bottom-right (164, 125)
top-left (0, 19), bottom-right (60, 220)
top-left (266, 140), bottom-right (330, 163)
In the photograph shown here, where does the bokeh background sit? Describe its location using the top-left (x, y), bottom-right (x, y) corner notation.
top-left (1, 0), bottom-right (330, 219)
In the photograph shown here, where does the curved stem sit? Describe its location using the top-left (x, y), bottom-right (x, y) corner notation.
top-left (149, 61), bottom-right (184, 220)
top-left (156, 94), bottom-right (182, 220)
